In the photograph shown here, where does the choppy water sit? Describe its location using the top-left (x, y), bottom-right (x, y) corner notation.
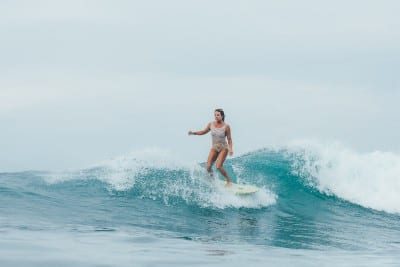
top-left (1, 142), bottom-right (400, 266)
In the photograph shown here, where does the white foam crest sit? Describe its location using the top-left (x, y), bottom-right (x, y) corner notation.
top-left (287, 140), bottom-right (400, 214)
top-left (43, 147), bottom-right (192, 190)
top-left (90, 147), bottom-right (194, 191)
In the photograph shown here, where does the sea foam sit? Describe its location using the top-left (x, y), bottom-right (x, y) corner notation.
top-left (287, 140), bottom-right (400, 214)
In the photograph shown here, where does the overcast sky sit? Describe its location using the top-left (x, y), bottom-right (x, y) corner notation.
top-left (1, 1), bottom-right (399, 171)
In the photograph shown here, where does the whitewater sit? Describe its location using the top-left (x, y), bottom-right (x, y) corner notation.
top-left (1, 142), bottom-right (400, 266)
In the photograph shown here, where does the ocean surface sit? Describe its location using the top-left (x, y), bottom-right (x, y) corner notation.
top-left (1, 142), bottom-right (400, 266)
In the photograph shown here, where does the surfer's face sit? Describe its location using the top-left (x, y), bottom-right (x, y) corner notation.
top-left (214, 111), bottom-right (223, 121)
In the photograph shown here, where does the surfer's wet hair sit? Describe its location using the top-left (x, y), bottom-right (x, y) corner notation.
top-left (214, 108), bottom-right (225, 121)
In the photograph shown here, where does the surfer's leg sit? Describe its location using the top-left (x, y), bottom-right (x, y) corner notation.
top-left (206, 149), bottom-right (218, 177)
top-left (216, 149), bottom-right (232, 186)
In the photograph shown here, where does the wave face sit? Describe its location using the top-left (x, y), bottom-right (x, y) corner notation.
top-left (1, 145), bottom-right (400, 252)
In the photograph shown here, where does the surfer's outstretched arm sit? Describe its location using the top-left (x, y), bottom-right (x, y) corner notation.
top-left (188, 123), bottom-right (211, 136)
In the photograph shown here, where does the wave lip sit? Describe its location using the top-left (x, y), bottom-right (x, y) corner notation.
top-left (286, 140), bottom-right (400, 214)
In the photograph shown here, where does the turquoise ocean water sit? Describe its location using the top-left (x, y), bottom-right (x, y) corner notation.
top-left (1, 143), bottom-right (400, 266)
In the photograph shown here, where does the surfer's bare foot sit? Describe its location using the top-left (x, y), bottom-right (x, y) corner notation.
top-left (225, 181), bottom-right (232, 187)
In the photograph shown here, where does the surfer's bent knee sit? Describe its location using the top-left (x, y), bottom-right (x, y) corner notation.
top-left (216, 165), bottom-right (224, 171)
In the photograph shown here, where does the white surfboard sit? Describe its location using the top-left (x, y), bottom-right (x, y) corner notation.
top-left (225, 182), bottom-right (259, 195)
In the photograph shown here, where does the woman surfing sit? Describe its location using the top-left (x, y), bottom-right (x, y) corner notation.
top-left (188, 108), bottom-right (233, 186)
